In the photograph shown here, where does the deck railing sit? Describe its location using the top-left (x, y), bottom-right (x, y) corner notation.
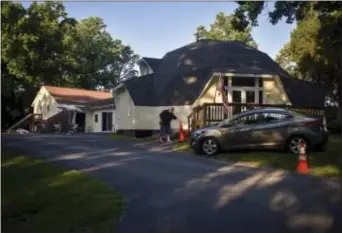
top-left (187, 103), bottom-right (325, 132)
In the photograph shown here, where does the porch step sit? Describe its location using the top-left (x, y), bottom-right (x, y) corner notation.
top-left (7, 113), bottom-right (33, 131)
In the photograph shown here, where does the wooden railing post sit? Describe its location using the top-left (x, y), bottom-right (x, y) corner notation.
top-left (203, 103), bottom-right (207, 127)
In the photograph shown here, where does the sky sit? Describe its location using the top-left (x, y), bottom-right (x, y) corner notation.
top-left (21, 1), bottom-right (296, 60)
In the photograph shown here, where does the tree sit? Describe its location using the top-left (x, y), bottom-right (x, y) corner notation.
top-left (1, 1), bottom-right (77, 89)
top-left (275, 7), bottom-right (324, 82)
top-left (2, 1), bottom-right (139, 92)
top-left (63, 17), bottom-right (139, 90)
top-left (233, 1), bottom-right (342, 134)
top-left (195, 12), bottom-right (258, 48)
top-left (275, 42), bottom-right (300, 79)
top-left (1, 1), bottom-right (139, 128)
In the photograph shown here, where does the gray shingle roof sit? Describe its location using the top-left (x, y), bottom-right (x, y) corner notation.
top-left (123, 74), bottom-right (156, 106)
top-left (281, 78), bottom-right (328, 109)
top-left (124, 39), bottom-right (328, 108)
top-left (87, 98), bottom-right (114, 107)
top-left (142, 57), bottom-right (161, 72)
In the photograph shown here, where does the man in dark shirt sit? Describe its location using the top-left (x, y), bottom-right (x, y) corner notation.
top-left (159, 107), bottom-right (177, 143)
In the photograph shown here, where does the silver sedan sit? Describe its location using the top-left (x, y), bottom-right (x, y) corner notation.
top-left (190, 108), bottom-right (330, 155)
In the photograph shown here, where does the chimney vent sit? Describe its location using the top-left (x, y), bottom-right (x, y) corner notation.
top-left (195, 32), bottom-right (200, 42)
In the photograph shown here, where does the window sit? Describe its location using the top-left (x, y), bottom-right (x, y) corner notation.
top-left (230, 113), bottom-right (263, 126)
top-left (47, 105), bottom-right (50, 111)
top-left (223, 76), bottom-right (228, 87)
top-left (232, 90), bottom-right (242, 103)
top-left (231, 77), bottom-right (255, 87)
top-left (94, 114), bottom-right (98, 123)
top-left (259, 91), bottom-right (264, 104)
top-left (258, 78), bottom-right (263, 87)
top-left (246, 91), bottom-right (255, 104)
top-left (262, 112), bottom-right (292, 124)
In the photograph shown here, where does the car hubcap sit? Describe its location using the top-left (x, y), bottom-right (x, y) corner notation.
top-left (289, 138), bottom-right (307, 154)
top-left (202, 139), bottom-right (217, 155)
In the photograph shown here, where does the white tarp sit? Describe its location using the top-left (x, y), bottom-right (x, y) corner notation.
top-left (57, 104), bottom-right (83, 125)
top-left (16, 128), bottom-right (30, 134)
top-left (57, 104), bottom-right (83, 112)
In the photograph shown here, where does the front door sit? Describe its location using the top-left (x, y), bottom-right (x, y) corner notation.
top-left (232, 90), bottom-right (242, 115)
top-left (102, 112), bottom-right (113, 131)
top-left (231, 90), bottom-right (256, 115)
top-left (245, 90), bottom-right (255, 110)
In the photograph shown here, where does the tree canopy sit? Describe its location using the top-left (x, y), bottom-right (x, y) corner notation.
top-left (195, 12), bottom-right (257, 48)
top-left (1, 1), bottom-right (139, 127)
top-left (275, 7), bottom-right (322, 82)
top-left (1, 1), bottom-right (138, 92)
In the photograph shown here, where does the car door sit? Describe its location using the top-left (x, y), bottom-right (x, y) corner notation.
top-left (249, 111), bottom-right (292, 147)
top-left (219, 113), bottom-right (262, 150)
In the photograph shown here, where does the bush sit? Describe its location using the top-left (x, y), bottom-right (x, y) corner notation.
top-left (327, 118), bottom-right (341, 134)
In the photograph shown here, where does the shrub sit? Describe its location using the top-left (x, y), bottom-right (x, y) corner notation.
top-left (327, 118), bottom-right (341, 134)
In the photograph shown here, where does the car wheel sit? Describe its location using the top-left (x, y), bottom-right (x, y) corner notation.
top-left (287, 136), bottom-right (310, 154)
top-left (200, 137), bottom-right (220, 156)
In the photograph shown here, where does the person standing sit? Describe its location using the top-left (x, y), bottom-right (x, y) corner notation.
top-left (159, 107), bottom-right (178, 143)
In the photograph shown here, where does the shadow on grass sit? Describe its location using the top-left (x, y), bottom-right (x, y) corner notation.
top-left (174, 135), bottom-right (342, 178)
top-left (1, 152), bottom-right (125, 233)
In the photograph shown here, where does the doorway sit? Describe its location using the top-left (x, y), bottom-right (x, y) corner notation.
top-left (75, 113), bottom-right (86, 132)
top-left (231, 90), bottom-right (256, 115)
top-left (102, 112), bottom-right (113, 131)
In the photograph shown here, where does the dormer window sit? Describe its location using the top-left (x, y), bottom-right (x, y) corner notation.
top-left (138, 57), bottom-right (161, 76)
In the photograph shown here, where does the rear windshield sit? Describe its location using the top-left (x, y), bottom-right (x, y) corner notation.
top-left (289, 109), bottom-right (317, 118)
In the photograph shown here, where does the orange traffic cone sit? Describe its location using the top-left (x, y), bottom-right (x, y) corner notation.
top-left (296, 142), bottom-right (309, 174)
top-left (178, 120), bottom-right (185, 142)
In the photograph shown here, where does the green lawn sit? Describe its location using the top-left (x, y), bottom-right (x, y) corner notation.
top-left (1, 152), bottom-right (125, 233)
top-left (174, 135), bottom-right (342, 178)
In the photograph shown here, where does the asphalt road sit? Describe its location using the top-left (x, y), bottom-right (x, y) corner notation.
top-left (2, 133), bottom-right (342, 233)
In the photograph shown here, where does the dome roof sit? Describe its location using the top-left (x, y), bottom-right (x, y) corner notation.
top-left (123, 39), bottom-right (327, 109)
top-left (152, 39), bottom-right (291, 105)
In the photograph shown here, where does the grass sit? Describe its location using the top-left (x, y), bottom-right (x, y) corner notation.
top-left (1, 152), bottom-right (125, 233)
top-left (174, 135), bottom-right (342, 178)
top-left (108, 133), bottom-right (158, 142)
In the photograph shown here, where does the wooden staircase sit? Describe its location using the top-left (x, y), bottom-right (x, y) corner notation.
top-left (7, 113), bottom-right (42, 133)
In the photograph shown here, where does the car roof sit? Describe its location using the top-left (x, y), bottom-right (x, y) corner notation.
top-left (236, 107), bottom-right (294, 117)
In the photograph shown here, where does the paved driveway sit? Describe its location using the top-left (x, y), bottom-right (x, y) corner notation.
top-left (2, 134), bottom-right (342, 233)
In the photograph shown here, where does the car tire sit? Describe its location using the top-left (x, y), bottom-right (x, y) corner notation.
top-left (200, 137), bottom-right (220, 156)
top-left (286, 135), bottom-right (310, 154)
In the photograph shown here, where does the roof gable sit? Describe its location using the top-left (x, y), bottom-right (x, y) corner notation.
top-left (142, 57), bottom-right (161, 72)
top-left (43, 85), bottom-right (112, 105)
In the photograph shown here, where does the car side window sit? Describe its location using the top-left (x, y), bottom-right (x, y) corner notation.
top-left (262, 112), bottom-right (292, 124)
top-left (230, 113), bottom-right (263, 126)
